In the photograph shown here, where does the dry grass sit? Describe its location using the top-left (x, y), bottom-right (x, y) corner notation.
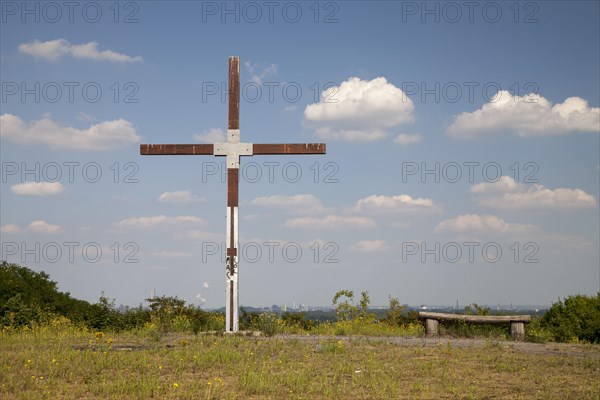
top-left (1, 328), bottom-right (599, 399)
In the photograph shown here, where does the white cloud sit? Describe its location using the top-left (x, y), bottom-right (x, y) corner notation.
top-left (285, 214), bottom-right (375, 229)
top-left (158, 191), bottom-right (206, 204)
top-left (2, 221), bottom-right (63, 234)
top-left (11, 182), bottom-right (65, 196)
top-left (196, 294), bottom-right (207, 304)
top-left (354, 194), bottom-right (440, 214)
top-left (470, 175), bottom-right (522, 194)
top-left (244, 61), bottom-right (277, 84)
top-left (350, 240), bottom-right (391, 252)
top-left (304, 77), bottom-right (415, 142)
top-left (447, 91), bottom-right (600, 138)
top-left (471, 176), bottom-right (597, 209)
top-left (193, 128), bottom-right (225, 143)
top-left (249, 194), bottom-right (327, 214)
top-left (77, 112), bottom-right (96, 123)
top-left (1, 114), bottom-right (140, 151)
top-left (1, 224), bottom-right (23, 234)
top-left (115, 215), bottom-right (205, 230)
top-left (28, 220), bottom-right (62, 234)
top-left (434, 214), bottom-right (535, 233)
top-left (202, 282), bottom-right (210, 289)
top-left (19, 39), bottom-right (142, 63)
top-left (393, 133), bottom-right (423, 145)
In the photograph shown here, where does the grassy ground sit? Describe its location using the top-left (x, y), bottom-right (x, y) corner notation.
top-left (1, 328), bottom-right (599, 400)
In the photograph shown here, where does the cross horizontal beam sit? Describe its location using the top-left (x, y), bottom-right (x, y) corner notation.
top-left (253, 143), bottom-right (326, 154)
top-left (140, 144), bottom-right (213, 155)
top-left (140, 143), bottom-right (326, 156)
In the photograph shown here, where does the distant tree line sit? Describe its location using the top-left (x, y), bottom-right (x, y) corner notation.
top-left (1, 262), bottom-right (599, 342)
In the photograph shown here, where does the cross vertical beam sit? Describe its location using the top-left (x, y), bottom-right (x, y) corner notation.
top-left (140, 56), bottom-right (325, 333)
top-left (226, 56), bottom-right (240, 332)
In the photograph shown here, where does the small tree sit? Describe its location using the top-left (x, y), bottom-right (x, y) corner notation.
top-left (358, 291), bottom-right (370, 317)
top-left (332, 290), bottom-right (371, 321)
top-left (332, 290), bottom-right (356, 320)
top-left (386, 296), bottom-right (405, 326)
top-left (146, 295), bottom-right (186, 331)
top-left (465, 303), bottom-right (490, 316)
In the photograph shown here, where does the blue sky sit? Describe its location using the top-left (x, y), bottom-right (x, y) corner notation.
top-left (1, 1), bottom-right (599, 309)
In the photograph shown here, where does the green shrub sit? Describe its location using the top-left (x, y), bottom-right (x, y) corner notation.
top-left (541, 293), bottom-right (600, 343)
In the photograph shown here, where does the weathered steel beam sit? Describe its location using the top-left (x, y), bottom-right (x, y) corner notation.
top-left (253, 143), bottom-right (326, 154)
top-left (140, 144), bottom-right (214, 155)
top-left (228, 56), bottom-right (239, 130)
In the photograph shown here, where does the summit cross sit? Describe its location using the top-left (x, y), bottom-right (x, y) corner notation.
top-left (140, 56), bottom-right (326, 332)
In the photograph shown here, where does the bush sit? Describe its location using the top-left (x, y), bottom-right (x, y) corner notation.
top-left (282, 312), bottom-right (313, 330)
top-left (541, 293), bottom-right (600, 343)
top-left (1, 294), bottom-right (56, 329)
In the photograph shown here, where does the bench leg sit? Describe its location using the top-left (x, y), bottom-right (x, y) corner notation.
top-left (510, 322), bottom-right (525, 341)
top-left (424, 318), bottom-right (439, 337)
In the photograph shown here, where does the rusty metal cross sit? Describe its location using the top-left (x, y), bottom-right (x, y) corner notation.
top-left (140, 56), bottom-right (326, 332)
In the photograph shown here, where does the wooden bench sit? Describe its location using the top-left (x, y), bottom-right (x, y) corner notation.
top-left (418, 312), bottom-right (532, 341)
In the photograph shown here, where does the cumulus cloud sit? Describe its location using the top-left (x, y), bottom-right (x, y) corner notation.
top-left (1, 114), bottom-right (140, 151)
top-left (115, 215), bottom-right (205, 230)
top-left (447, 91), bottom-right (600, 138)
top-left (354, 194), bottom-right (440, 214)
top-left (19, 39), bottom-right (142, 62)
top-left (193, 128), bottom-right (225, 143)
top-left (350, 240), bottom-right (391, 252)
top-left (1, 224), bottom-right (23, 234)
top-left (393, 133), bottom-right (423, 145)
top-left (158, 191), bottom-right (206, 204)
top-left (304, 77), bottom-right (414, 142)
top-left (249, 194), bottom-right (327, 214)
top-left (285, 214), bottom-right (375, 229)
top-left (470, 175), bottom-right (522, 193)
top-left (435, 214), bottom-right (534, 233)
top-left (2, 221), bottom-right (63, 234)
top-left (471, 176), bottom-right (596, 209)
top-left (27, 220), bottom-right (62, 234)
top-left (244, 61), bottom-right (277, 84)
top-left (11, 182), bottom-right (65, 196)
